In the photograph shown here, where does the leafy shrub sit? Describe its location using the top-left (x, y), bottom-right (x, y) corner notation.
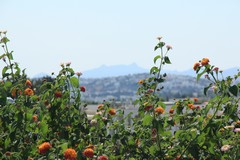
top-left (0, 31), bottom-right (239, 159)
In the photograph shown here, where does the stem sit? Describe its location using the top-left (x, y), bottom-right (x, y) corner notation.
top-left (4, 42), bottom-right (15, 81)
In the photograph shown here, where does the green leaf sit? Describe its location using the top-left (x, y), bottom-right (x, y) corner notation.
top-left (164, 56), bottom-right (171, 64)
top-left (0, 53), bottom-right (6, 59)
top-left (204, 84), bottom-right (212, 96)
top-left (4, 81), bottom-right (12, 88)
top-left (154, 42), bottom-right (165, 51)
top-left (7, 51), bottom-right (14, 60)
top-left (150, 66), bottom-right (159, 75)
top-left (229, 85), bottom-right (238, 96)
top-left (70, 77), bottom-right (79, 88)
top-left (142, 114), bottom-right (153, 126)
top-left (2, 66), bottom-right (9, 77)
top-left (197, 68), bottom-right (207, 81)
top-left (153, 55), bottom-right (161, 64)
top-left (60, 142), bottom-right (68, 152)
top-left (4, 137), bottom-right (11, 149)
top-left (40, 121), bottom-right (48, 137)
top-left (149, 145), bottom-right (156, 156)
top-left (1, 37), bottom-right (10, 44)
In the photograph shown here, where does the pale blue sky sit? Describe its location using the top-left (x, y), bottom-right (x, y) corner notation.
top-left (1, 0), bottom-right (240, 77)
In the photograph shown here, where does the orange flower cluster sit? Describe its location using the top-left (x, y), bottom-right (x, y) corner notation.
top-left (193, 97), bottom-right (198, 102)
top-left (193, 58), bottom-right (210, 71)
top-left (98, 104), bottom-right (104, 110)
top-left (155, 106), bottom-right (164, 114)
top-left (32, 115), bottom-right (38, 122)
top-left (201, 58), bottom-right (209, 66)
top-left (109, 108), bottom-right (116, 115)
top-left (24, 88), bottom-right (34, 96)
top-left (54, 91), bottom-right (62, 98)
top-left (187, 104), bottom-right (195, 110)
top-left (98, 155), bottom-right (109, 160)
top-left (169, 109), bottom-right (174, 114)
top-left (64, 148), bottom-right (77, 160)
top-left (25, 79), bottom-right (32, 87)
top-left (138, 79), bottom-right (144, 84)
top-left (38, 142), bottom-right (51, 154)
top-left (82, 148), bottom-right (94, 158)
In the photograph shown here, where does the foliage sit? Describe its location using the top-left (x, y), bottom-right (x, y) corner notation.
top-left (0, 31), bottom-right (240, 159)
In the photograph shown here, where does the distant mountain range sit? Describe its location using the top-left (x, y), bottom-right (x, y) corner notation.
top-left (32, 64), bottom-right (239, 79)
top-left (81, 64), bottom-right (239, 78)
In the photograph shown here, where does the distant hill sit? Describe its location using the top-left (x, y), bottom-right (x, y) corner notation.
top-left (80, 73), bottom-right (210, 103)
top-left (82, 63), bottom-right (148, 78)
top-left (81, 64), bottom-right (239, 78)
top-left (31, 64), bottom-right (239, 79)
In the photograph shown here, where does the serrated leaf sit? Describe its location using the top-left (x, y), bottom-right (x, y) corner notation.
top-left (197, 68), bottom-right (207, 81)
top-left (40, 121), bottom-right (48, 137)
top-left (70, 77), bottom-right (79, 88)
top-left (154, 42), bottom-right (165, 51)
top-left (1, 37), bottom-right (10, 44)
top-left (204, 84), bottom-right (212, 96)
top-left (153, 55), bottom-right (161, 64)
top-left (150, 66), bottom-right (159, 75)
top-left (229, 85), bottom-right (238, 96)
top-left (0, 53), bottom-right (6, 59)
top-left (60, 142), bottom-right (68, 151)
top-left (164, 56), bottom-right (171, 64)
top-left (143, 114), bottom-right (153, 126)
top-left (4, 81), bottom-right (12, 88)
top-left (2, 66), bottom-right (9, 77)
top-left (4, 137), bottom-right (11, 149)
top-left (149, 145), bottom-right (156, 156)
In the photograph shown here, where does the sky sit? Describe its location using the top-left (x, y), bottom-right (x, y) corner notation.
top-left (1, 0), bottom-right (240, 77)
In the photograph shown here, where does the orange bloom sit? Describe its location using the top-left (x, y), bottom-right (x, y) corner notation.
top-left (155, 106), bottom-right (164, 114)
top-left (201, 58), bottom-right (209, 66)
top-left (98, 155), bottom-right (109, 160)
top-left (187, 104), bottom-right (195, 109)
top-left (32, 115), bottom-right (38, 122)
top-left (138, 79), bottom-right (144, 84)
top-left (169, 109), bottom-right (174, 114)
top-left (109, 109), bottom-right (116, 115)
top-left (38, 142), bottom-right (51, 154)
top-left (98, 104), bottom-right (104, 110)
top-left (25, 79), bottom-right (32, 87)
top-left (86, 144), bottom-right (95, 150)
top-left (193, 98), bottom-right (198, 102)
top-left (54, 91), bottom-right (62, 98)
top-left (11, 88), bottom-right (17, 97)
top-left (24, 88), bottom-right (34, 96)
top-left (64, 148), bottom-right (77, 160)
top-left (193, 62), bottom-right (200, 70)
top-left (83, 148), bottom-right (94, 158)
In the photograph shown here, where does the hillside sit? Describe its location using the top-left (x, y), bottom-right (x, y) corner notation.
top-left (80, 73), bottom-right (210, 103)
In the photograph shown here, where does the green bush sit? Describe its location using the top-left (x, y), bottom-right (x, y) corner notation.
top-left (0, 32), bottom-right (239, 159)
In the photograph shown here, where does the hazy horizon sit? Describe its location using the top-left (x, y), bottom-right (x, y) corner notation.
top-left (1, 0), bottom-right (240, 77)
